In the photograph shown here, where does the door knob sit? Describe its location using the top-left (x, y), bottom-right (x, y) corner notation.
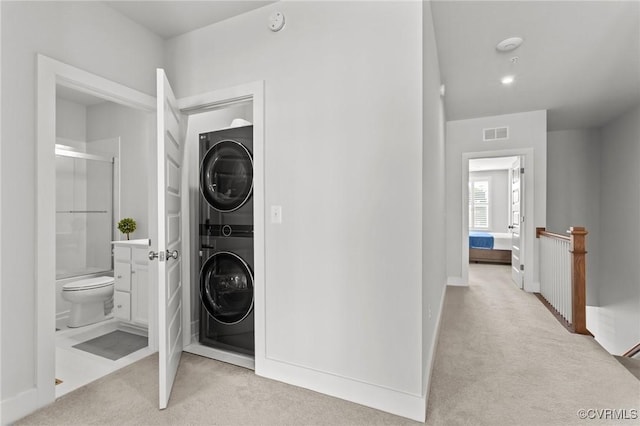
top-left (166, 250), bottom-right (179, 260)
top-left (148, 251), bottom-right (160, 261)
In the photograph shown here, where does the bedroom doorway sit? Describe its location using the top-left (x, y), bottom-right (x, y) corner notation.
top-left (467, 155), bottom-right (524, 288)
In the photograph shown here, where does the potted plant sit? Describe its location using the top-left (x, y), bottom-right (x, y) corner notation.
top-left (117, 218), bottom-right (137, 240)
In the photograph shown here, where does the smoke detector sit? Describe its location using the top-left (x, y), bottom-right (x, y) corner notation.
top-left (496, 37), bottom-right (523, 52)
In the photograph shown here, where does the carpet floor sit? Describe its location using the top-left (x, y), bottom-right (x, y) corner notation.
top-left (17, 264), bottom-right (639, 425)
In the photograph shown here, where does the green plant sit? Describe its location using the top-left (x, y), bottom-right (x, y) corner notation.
top-left (117, 218), bottom-right (137, 240)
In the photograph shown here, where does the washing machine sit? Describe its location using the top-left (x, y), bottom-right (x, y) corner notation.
top-left (198, 125), bottom-right (254, 356)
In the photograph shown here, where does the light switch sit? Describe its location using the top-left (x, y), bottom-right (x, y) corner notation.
top-left (271, 205), bottom-right (282, 224)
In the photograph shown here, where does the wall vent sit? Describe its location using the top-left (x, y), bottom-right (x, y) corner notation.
top-left (483, 126), bottom-right (509, 141)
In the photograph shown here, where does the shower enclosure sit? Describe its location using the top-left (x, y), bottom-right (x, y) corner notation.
top-left (55, 145), bottom-right (114, 279)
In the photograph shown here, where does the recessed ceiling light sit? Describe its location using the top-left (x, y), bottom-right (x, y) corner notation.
top-left (501, 75), bottom-right (515, 85)
top-left (496, 37), bottom-right (523, 52)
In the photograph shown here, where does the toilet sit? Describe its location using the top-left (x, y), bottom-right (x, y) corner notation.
top-left (62, 276), bottom-right (115, 328)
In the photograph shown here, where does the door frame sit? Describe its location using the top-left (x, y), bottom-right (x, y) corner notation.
top-left (461, 148), bottom-right (535, 291)
top-left (175, 81), bottom-right (265, 372)
top-left (35, 55), bottom-right (157, 407)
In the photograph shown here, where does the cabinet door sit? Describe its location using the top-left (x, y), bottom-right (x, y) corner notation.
top-left (114, 290), bottom-right (131, 321)
top-left (131, 265), bottom-right (149, 326)
top-left (114, 261), bottom-right (131, 292)
top-left (131, 247), bottom-right (149, 326)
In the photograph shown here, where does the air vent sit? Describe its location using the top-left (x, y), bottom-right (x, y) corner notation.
top-left (483, 127), bottom-right (509, 141)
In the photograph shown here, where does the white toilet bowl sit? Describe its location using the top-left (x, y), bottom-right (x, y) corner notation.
top-left (62, 276), bottom-right (115, 328)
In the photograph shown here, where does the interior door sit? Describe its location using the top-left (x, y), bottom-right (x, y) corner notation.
top-left (509, 157), bottom-right (524, 288)
top-left (155, 69), bottom-right (186, 409)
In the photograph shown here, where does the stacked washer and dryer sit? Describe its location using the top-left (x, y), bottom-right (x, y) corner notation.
top-left (198, 125), bottom-right (254, 357)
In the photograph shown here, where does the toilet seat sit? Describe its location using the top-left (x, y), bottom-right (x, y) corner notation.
top-left (63, 276), bottom-right (114, 291)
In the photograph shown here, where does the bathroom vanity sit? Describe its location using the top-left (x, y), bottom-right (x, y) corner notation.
top-left (112, 239), bottom-right (150, 327)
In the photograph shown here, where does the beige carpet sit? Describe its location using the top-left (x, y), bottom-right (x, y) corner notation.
top-left (18, 264), bottom-right (639, 425)
top-left (426, 264), bottom-right (640, 425)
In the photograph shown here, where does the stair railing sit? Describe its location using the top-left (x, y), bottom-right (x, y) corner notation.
top-left (536, 226), bottom-right (588, 335)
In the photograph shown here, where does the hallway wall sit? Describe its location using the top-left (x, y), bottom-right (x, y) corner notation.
top-left (546, 129), bottom-right (601, 306)
top-left (0, 2), bottom-right (163, 422)
top-left (166, 1), bottom-right (428, 420)
top-left (445, 110), bottom-right (547, 291)
top-left (421, 0), bottom-right (447, 405)
top-left (593, 104), bottom-right (640, 355)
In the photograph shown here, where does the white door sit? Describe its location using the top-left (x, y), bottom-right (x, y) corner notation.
top-left (154, 69), bottom-right (186, 409)
top-left (509, 157), bottom-right (524, 288)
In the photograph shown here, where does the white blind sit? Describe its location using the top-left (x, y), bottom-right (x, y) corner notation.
top-left (469, 180), bottom-right (489, 229)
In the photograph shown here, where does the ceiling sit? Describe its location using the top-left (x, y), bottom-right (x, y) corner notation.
top-left (102, 1), bottom-right (639, 131)
top-left (104, 1), bottom-right (275, 39)
top-left (431, 1), bottom-right (640, 131)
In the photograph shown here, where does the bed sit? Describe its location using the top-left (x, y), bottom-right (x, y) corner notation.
top-left (469, 231), bottom-right (512, 264)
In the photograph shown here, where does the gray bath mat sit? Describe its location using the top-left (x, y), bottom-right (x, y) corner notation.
top-left (72, 330), bottom-right (147, 361)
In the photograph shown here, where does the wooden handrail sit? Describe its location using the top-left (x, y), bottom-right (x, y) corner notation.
top-left (536, 226), bottom-right (588, 335)
top-left (536, 227), bottom-right (570, 241)
top-left (622, 342), bottom-right (640, 358)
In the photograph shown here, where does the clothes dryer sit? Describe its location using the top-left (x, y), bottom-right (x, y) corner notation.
top-left (199, 125), bottom-right (253, 227)
top-left (198, 125), bottom-right (254, 356)
top-left (199, 230), bottom-right (254, 356)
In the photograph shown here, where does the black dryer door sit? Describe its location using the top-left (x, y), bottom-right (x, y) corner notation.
top-left (200, 140), bottom-right (253, 212)
top-left (200, 252), bottom-right (254, 324)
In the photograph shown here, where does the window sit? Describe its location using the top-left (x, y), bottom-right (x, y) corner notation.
top-left (469, 179), bottom-right (489, 229)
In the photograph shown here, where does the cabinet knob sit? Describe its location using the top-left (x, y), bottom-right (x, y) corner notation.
top-left (117, 275), bottom-right (122, 279)
top-left (117, 305), bottom-right (122, 308)
top-left (131, 270), bottom-right (136, 274)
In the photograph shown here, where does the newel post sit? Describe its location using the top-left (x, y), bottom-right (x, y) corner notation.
top-left (569, 226), bottom-right (588, 334)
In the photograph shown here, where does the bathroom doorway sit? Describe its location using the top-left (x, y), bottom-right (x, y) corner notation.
top-left (53, 87), bottom-right (156, 397)
top-left (37, 55), bottom-right (158, 403)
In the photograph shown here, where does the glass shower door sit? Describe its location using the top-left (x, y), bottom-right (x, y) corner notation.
top-left (55, 148), bottom-right (114, 279)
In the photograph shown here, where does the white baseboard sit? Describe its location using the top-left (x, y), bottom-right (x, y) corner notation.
top-left (56, 311), bottom-right (69, 330)
top-left (1, 387), bottom-right (38, 425)
top-left (422, 281), bottom-right (447, 409)
top-left (117, 321), bottom-right (148, 337)
top-left (256, 357), bottom-right (426, 422)
top-left (447, 276), bottom-right (467, 286)
top-left (184, 343), bottom-right (254, 370)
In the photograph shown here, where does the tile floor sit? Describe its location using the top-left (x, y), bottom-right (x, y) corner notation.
top-left (55, 318), bottom-right (154, 398)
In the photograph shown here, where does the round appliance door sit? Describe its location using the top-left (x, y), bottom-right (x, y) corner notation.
top-left (200, 251), bottom-right (254, 325)
top-left (200, 140), bottom-right (253, 212)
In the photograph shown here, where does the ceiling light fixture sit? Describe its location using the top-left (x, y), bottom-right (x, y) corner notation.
top-left (501, 75), bottom-right (515, 85)
top-left (496, 37), bottom-right (523, 52)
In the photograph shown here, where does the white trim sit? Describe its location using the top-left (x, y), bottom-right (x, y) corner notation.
top-left (0, 388), bottom-right (39, 425)
top-left (0, 3), bottom-right (3, 412)
top-left (258, 358), bottom-right (426, 422)
top-left (447, 276), bottom-right (468, 286)
top-left (462, 149), bottom-right (535, 292)
top-left (35, 55), bottom-right (156, 414)
top-left (422, 281), bottom-right (447, 410)
top-left (184, 343), bottom-right (255, 370)
top-left (176, 81), bottom-right (266, 374)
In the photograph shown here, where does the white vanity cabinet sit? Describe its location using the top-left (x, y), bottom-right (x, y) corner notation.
top-left (112, 239), bottom-right (150, 327)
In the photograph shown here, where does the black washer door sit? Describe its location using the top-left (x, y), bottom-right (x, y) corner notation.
top-left (200, 252), bottom-right (254, 324)
top-left (200, 140), bottom-right (253, 212)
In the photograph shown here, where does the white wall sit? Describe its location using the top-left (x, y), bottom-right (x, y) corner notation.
top-left (421, 0), bottom-right (447, 407)
top-left (469, 169), bottom-right (509, 233)
top-left (547, 129), bottom-right (601, 306)
top-left (86, 102), bottom-right (152, 239)
top-left (445, 110), bottom-right (547, 290)
top-left (55, 98), bottom-right (86, 141)
top-left (590, 105), bottom-right (640, 355)
top-left (167, 1), bottom-right (426, 419)
top-left (0, 2), bottom-right (163, 422)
